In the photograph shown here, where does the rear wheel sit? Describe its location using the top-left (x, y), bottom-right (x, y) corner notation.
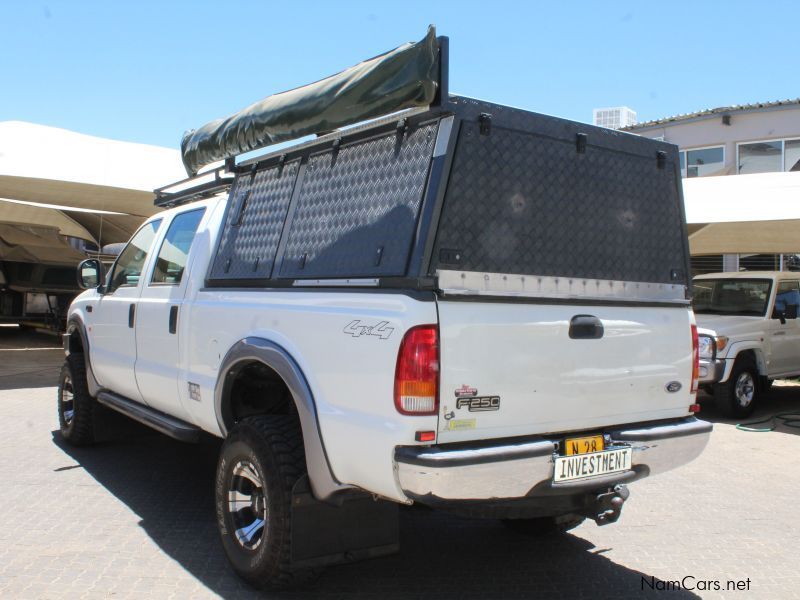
top-left (215, 415), bottom-right (317, 589)
top-left (57, 353), bottom-right (96, 445)
top-left (502, 513), bottom-right (585, 536)
top-left (714, 358), bottom-right (758, 418)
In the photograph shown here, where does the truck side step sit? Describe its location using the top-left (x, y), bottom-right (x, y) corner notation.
top-left (96, 391), bottom-right (201, 443)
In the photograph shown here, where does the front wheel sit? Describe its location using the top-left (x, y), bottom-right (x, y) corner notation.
top-left (714, 358), bottom-right (758, 418)
top-left (57, 353), bottom-right (96, 445)
top-left (215, 415), bottom-right (317, 589)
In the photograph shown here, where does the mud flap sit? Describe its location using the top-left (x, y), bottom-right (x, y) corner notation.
top-left (290, 477), bottom-right (399, 569)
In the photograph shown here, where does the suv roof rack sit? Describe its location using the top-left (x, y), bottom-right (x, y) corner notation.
top-left (154, 166), bottom-right (234, 209)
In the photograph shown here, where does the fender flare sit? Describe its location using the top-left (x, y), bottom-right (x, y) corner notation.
top-left (214, 337), bottom-right (352, 502)
top-left (65, 317), bottom-right (102, 397)
top-left (720, 342), bottom-right (766, 383)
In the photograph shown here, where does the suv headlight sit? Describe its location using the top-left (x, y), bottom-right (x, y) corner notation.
top-left (698, 335), bottom-right (715, 360)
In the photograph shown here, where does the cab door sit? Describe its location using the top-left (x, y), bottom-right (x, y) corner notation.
top-left (769, 280), bottom-right (800, 376)
top-left (88, 220), bottom-right (162, 402)
top-left (134, 207), bottom-right (206, 420)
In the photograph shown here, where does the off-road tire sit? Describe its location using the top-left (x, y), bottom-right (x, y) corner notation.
top-left (57, 353), bottom-right (96, 445)
top-left (215, 415), bottom-right (318, 589)
top-left (501, 513), bottom-right (586, 536)
top-left (714, 357), bottom-right (758, 418)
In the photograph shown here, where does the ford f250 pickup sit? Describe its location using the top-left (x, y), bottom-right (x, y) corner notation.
top-left (57, 29), bottom-right (711, 589)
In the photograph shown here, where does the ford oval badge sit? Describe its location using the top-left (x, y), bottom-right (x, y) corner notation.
top-left (665, 381), bottom-right (682, 393)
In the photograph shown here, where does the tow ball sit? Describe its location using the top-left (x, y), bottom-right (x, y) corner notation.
top-left (584, 484), bottom-right (630, 526)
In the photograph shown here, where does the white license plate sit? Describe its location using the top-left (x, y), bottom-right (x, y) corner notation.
top-left (553, 447), bottom-right (632, 483)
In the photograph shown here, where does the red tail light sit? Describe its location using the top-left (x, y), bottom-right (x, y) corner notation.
top-left (690, 324), bottom-right (699, 394)
top-left (394, 325), bottom-right (439, 415)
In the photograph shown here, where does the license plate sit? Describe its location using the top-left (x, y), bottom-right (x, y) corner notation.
top-left (564, 434), bottom-right (604, 456)
top-left (553, 447), bottom-right (632, 483)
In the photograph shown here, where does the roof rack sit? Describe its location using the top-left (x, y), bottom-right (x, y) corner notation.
top-left (153, 166), bottom-right (234, 208)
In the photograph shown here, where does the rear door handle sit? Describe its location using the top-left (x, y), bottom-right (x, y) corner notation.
top-left (169, 305), bottom-right (179, 334)
top-left (569, 315), bottom-right (604, 339)
top-left (128, 304), bottom-right (135, 328)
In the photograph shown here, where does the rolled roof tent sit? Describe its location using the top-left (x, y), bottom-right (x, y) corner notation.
top-left (180, 26), bottom-right (442, 177)
top-left (683, 172), bottom-right (800, 255)
top-left (0, 121), bottom-right (186, 245)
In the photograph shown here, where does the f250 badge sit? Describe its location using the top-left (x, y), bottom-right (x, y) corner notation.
top-left (343, 320), bottom-right (394, 340)
top-left (456, 396), bottom-right (501, 412)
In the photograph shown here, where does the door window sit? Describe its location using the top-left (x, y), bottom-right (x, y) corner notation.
top-left (107, 220), bottom-right (162, 293)
top-left (150, 208), bottom-right (206, 285)
top-left (774, 281), bottom-right (800, 316)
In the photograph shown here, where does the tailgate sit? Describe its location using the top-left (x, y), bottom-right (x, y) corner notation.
top-left (436, 299), bottom-right (694, 443)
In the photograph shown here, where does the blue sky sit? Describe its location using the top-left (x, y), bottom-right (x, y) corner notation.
top-left (1, 1), bottom-right (797, 149)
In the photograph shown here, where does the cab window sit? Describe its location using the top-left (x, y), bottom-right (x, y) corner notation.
top-left (150, 209), bottom-right (206, 285)
top-left (774, 281), bottom-right (800, 316)
top-left (107, 220), bottom-right (162, 293)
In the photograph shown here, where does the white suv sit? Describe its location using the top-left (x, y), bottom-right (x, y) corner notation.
top-left (694, 271), bottom-right (800, 416)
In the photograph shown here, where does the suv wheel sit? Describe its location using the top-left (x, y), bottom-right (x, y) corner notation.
top-left (215, 415), bottom-right (317, 589)
top-left (714, 358), bottom-right (758, 418)
top-left (57, 354), bottom-right (96, 445)
top-left (502, 513), bottom-right (585, 536)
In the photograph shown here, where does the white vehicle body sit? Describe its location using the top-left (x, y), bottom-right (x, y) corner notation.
top-left (694, 271), bottom-right (800, 388)
top-left (61, 93), bottom-right (712, 582)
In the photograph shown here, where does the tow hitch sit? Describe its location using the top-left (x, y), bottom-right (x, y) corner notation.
top-left (584, 484), bottom-right (630, 526)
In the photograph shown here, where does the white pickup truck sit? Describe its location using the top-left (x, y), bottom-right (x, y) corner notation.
top-left (694, 271), bottom-right (800, 417)
top-left (57, 33), bottom-right (711, 590)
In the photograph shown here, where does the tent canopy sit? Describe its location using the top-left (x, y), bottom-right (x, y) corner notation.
top-left (682, 172), bottom-right (800, 255)
top-left (0, 121), bottom-right (186, 246)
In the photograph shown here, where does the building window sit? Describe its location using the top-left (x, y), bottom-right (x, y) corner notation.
top-left (785, 139), bottom-right (800, 172)
top-left (738, 140), bottom-right (782, 174)
top-left (678, 146), bottom-right (724, 177)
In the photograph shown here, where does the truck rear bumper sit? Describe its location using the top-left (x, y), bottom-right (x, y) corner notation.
top-left (394, 417), bottom-right (711, 502)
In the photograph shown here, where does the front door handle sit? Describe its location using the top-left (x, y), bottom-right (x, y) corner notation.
top-left (569, 314), bottom-right (604, 339)
top-left (169, 305), bottom-right (179, 334)
top-left (128, 304), bottom-right (135, 328)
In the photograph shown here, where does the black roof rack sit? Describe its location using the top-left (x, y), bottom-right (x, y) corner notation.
top-left (154, 166), bottom-right (234, 209)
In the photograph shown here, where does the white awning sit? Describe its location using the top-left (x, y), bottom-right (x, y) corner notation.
top-left (682, 172), bottom-right (800, 255)
top-left (683, 171), bottom-right (800, 224)
top-left (0, 121), bottom-right (187, 245)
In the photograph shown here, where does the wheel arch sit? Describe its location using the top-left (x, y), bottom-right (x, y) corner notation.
top-left (720, 343), bottom-right (766, 382)
top-left (64, 316), bottom-right (101, 397)
top-left (214, 337), bottom-right (352, 502)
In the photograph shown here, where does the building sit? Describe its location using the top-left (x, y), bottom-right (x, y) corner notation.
top-left (592, 106), bottom-right (637, 130)
top-left (622, 99), bottom-right (800, 273)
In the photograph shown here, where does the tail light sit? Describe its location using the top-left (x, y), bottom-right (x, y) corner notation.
top-left (690, 324), bottom-right (699, 394)
top-left (394, 325), bottom-right (439, 415)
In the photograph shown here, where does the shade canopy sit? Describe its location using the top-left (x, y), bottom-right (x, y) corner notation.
top-left (0, 121), bottom-right (186, 246)
top-left (682, 172), bottom-right (800, 254)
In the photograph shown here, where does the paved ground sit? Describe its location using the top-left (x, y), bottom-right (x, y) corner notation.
top-left (1, 325), bottom-right (800, 599)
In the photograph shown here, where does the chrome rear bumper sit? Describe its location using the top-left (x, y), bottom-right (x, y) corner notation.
top-left (394, 417), bottom-right (712, 502)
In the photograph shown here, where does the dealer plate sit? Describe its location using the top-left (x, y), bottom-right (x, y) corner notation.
top-left (553, 447), bottom-right (632, 483)
top-left (563, 434), bottom-right (604, 456)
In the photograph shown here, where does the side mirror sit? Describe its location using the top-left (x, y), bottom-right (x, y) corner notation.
top-left (772, 307), bottom-right (787, 324)
top-left (77, 259), bottom-right (105, 292)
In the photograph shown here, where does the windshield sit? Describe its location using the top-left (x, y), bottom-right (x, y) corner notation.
top-left (692, 278), bottom-right (772, 316)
